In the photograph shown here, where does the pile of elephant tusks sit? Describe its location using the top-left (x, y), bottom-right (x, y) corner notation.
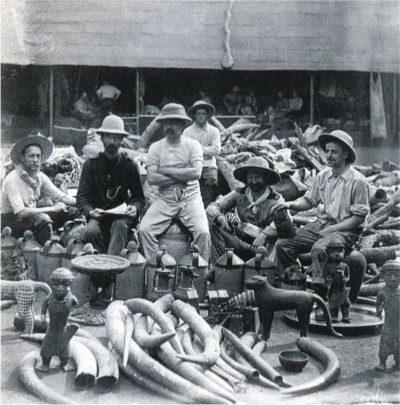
top-left (17, 294), bottom-right (341, 403)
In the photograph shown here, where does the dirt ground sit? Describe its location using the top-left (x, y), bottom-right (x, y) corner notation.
top-left (1, 297), bottom-right (399, 405)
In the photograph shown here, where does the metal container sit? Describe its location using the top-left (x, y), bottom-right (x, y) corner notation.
top-left (244, 247), bottom-right (278, 287)
top-left (158, 220), bottom-right (191, 265)
top-left (174, 265), bottom-right (197, 302)
top-left (1, 227), bottom-right (17, 256)
top-left (178, 244), bottom-right (208, 302)
top-left (59, 217), bottom-right (87, 247)
top-left (117, 241), bottom-right (146, 300)
top-left (17, 230), bottom-right (41, 280)
top-left (214, 248), bottom-right (244, 297)
top-left (149, 264), bottom-right (175, 302)
top-left (37, 236), bottom-right (65, 283)
top-left (61, 237), bottom-right (86, 270)
top-left (146, 245), bottom-right (176, 299)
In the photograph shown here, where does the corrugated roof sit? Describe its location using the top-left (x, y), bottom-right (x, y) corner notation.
top-left (2, 0), bottom-right (399, 73)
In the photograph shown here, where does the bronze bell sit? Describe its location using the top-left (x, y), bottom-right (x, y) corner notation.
top-left (174, 265), bottom-right (199, 309)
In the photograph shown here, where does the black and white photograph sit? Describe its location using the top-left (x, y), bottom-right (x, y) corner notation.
top-left (1, 1), bottom-right (399, 404)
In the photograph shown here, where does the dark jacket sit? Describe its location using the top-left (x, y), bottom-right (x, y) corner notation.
top-left (77, 152), bottom-right (145, 218)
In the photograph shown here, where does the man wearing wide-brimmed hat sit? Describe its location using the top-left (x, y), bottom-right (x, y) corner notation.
top-left (183, 100), bottom-right (221, 207)
top-left (1, 134), bottom-right (79, 245)
top-left (206, 156), bottom-right (283, 263)
top-left (77, 115), bottom-right (145, 256)
top-left (274, 130), bottom-right (369, 318)
top-left (138, 103), bottom-right (211, 262)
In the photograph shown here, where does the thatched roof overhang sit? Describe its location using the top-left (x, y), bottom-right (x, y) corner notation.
top-left (2, 0), bottom-right (399, 73)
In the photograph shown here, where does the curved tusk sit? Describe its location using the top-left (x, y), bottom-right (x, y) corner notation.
top-left (281, 337), bottom-right (341, 395)
top-left (222, 327), bottom-right (282, 385)
top-left (172, 300), bottom-right (220, 366)
top-left (106, 301), bottom-right (224, 404)
top-left (74, 336), bottom-right (119, 391)
top-left (124, 298), bottom-right (182, 353)
top-left (123, 312), bottom-right (135, 367)
top-left (19, 351), bottom-right (76, 404)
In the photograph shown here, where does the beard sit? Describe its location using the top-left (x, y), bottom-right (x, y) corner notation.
top-left (248, 182), bottom-right (264, 193)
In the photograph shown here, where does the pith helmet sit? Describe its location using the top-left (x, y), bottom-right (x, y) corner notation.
top-left (318, 130), bottom-right (356, 163)
top-left (96, 115), bottom-right (129, 137)
top-left (155, 103), bottom-right (192, 123)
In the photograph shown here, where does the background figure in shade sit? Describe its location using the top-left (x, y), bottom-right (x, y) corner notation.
top-left (96, 81), bottom-right (121, 120)
top-left (183, 100), bottom-right (221, 208)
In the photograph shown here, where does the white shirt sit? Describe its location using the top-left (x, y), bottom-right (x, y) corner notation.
top-left (183, 122), bottom-right (221, 170)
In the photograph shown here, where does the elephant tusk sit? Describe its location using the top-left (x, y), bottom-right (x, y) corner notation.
top-left (123, 312), bottom-right (135, 367)
top-left (222, 327), bottom-right (282, 385)
top-left (19, 351), bottom-right (76, 404)
top-left (19, 333), bottom-right (97, 389)
top-left (106, 301), bottom-right (224, 404)
top-left (281, 337), bottom-right (341, 395)
top-left (220, 340), bottom-right (260, 381)
top-left (74, 336), bottom-right (119, 391)
top-left (124, 298), bottom-right (182, 353)
top-left (171, 300), bottom-right (220, 366)
top-left (110, 345), bottom-right (195, 404)
top-left (155, 337), bottom-right (235, 403)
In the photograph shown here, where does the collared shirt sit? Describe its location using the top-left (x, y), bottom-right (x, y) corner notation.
top-left (206, 186), bottom-right (284, 232)
top-left (146, 136), bottom-right (203, 199)
top-left (77, 152), bottom-right (145, 217)
top-left (303, 166), bottom-right (370, 224)
top-left (183, 122), bottom-right (221, 170)
top-left (1, 170), bottom-right (65, 214)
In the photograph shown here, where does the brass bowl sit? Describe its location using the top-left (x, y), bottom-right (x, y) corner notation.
top-left (279, 350), bottom-right (309, 372)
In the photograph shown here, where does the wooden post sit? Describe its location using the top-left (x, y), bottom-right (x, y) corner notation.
top-left (136, 69), bottom-right (140, 135)
top-left (49, 66), bottom-right (54, 138)
top-left (310, 73), bottom-right (315, 126)
top-left (393, 74), bottom-right (399, 145)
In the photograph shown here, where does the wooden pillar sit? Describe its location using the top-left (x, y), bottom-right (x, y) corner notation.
top-left (393, 74), bottom-right (399, 145)
top-left (136, 69), bottom-right (140, 135)
top-left (49, 66), bottom-right (54, 138)
top-left (310, 73), bottom-right (315, 125)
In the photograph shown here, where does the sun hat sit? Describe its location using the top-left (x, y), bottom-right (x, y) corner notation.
top-left (327, 238), bottom-right (346, 249)
top-left (318, 130), bottom-right (356, 163)
top-left (155, 103), bottom-right (192, 123)
top-left (234, 156), bottom-right (281, 185)
top-left (187, 100), bottom-right (215, 118)
top-left (10, 133), bottom-right (53, 165)
top-left (381, 260), bottom-right (400, 274)
top-left (96, 115), bottom-right (129, 137)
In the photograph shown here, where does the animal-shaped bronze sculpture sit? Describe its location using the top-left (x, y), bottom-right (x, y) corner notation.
top-left (245, 275), bottom-right (343, 340)
top-left (1, 279), bottom-right (51, 335)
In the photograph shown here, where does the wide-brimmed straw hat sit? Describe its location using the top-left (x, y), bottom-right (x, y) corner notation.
top-left (318, 130), bottom-right (356, 163)
top-left (155, 103), bottom-right (192, 123)
top-left (96, 115), bottom-right (129, 137)
top-left (10, 134), bottom-right (53, 164)
top-left (187, 100), bottom-right (215, 118)
top-left (234, 156), bottom-right (281, 185)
